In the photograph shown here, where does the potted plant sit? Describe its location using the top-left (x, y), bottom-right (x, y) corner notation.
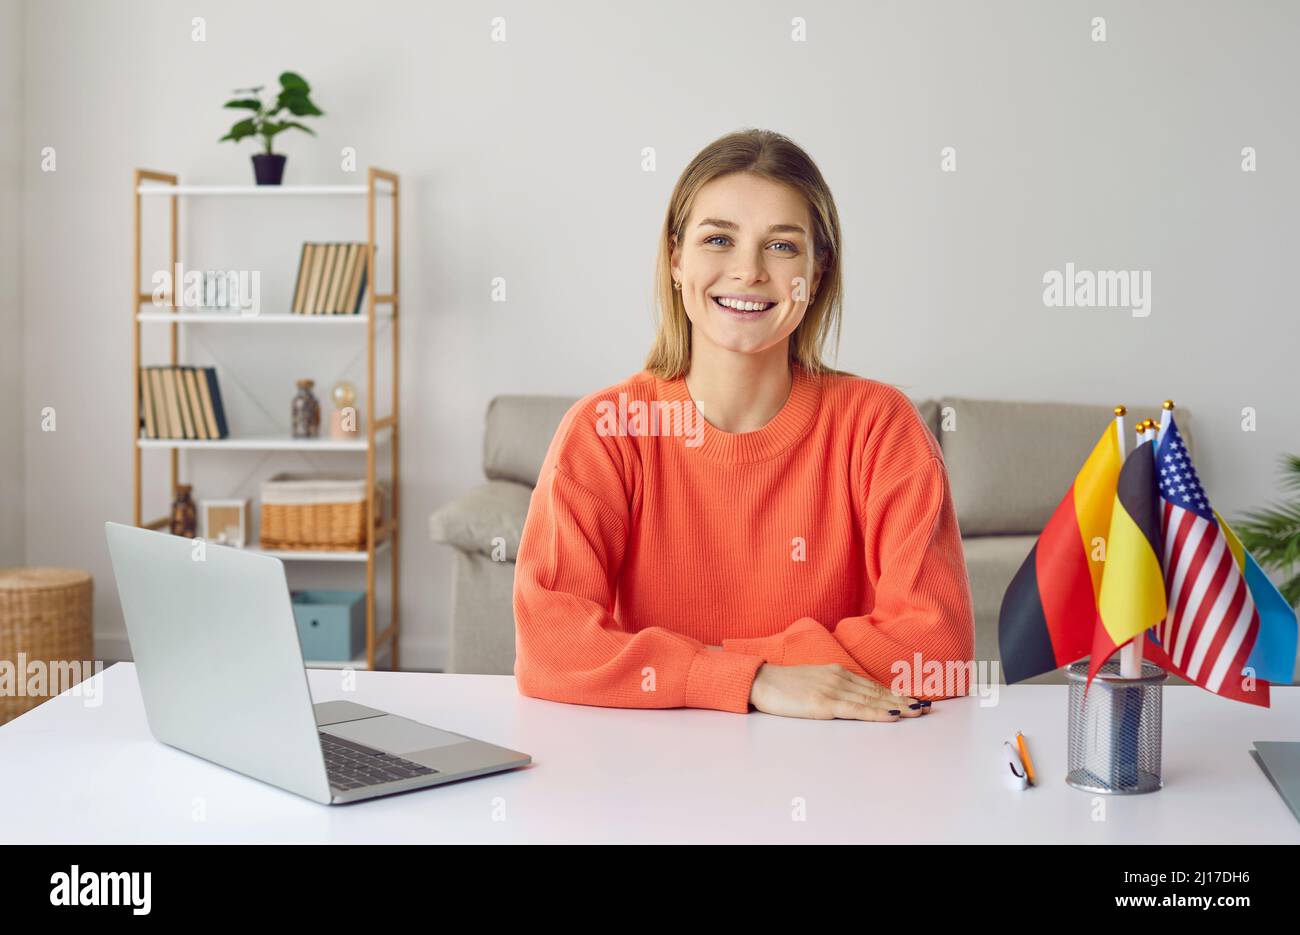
top-left (220, 71), bottom-right (324, 185)
top-left (1237, 453), bottom-right (1300, 607)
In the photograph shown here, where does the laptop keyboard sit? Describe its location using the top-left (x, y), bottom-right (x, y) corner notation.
top-left (320, 731), bottom-right (439, 791)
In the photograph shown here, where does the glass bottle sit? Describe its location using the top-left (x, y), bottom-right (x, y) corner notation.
top-left (170, 484), bottom-right (197, 538)
top-left (292, 379), bottom-right (321, 438)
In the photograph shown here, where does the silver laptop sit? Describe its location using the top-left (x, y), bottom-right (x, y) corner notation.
top-left (105, 521), bottom-right (531, 805)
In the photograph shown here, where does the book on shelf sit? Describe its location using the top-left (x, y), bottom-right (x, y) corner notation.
top-left (183, 369), bottom-right (208, 440)
top-left (290, 241), bottom-right (373, 315)
top-left (172, 367), bottom-right (195, 439)
top-left (290, 244), bottom-right (312, 314)
top-left (138, 366), bottom-right (229, 440)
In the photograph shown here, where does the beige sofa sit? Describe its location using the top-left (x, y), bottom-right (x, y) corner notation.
top-left (430, 393), bottom-right (1189, 684)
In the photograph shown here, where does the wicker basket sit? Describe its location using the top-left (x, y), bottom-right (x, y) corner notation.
top-left (259, 473), bottom-right (387, 551)
top-left (0, 567), bottom-right (94, 725)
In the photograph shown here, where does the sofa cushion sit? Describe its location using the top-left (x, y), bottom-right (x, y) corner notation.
top-left (484, 395), bottom-right (579, 487)
top-left (913, 398), bottom-right (939, 441)
top-left (428, 480), bottom-right (534, 560)
top-left (961, 533), bottom-right (1036, 670)
top-left (938, 397), bottom-right (1191, 536)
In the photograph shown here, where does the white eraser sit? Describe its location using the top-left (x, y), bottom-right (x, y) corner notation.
top-left (1003, 740), bottom-right (1029, 791)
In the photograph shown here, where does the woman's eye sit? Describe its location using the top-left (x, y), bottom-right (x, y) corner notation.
top-left (703, 235), bottom-right (798, 254)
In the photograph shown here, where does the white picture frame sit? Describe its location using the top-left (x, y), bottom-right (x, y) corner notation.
top-left (200, 498), bottom-right (250, 548)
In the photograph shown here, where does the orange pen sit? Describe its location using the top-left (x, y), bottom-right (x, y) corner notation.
top-left (1015, 731), bottom-right (1037, 786)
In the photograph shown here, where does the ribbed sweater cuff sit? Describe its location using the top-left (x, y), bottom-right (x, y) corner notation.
top-left (719, 634), bottom-right (785, 664)
top-left (684, 649), bottom-right (765, 713)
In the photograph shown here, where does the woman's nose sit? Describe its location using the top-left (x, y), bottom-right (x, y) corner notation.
top-left (728, 249), bottom-right (767, 283)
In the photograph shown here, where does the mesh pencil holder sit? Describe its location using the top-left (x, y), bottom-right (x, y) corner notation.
top-left (1065, 659), bottom-right (1166, 795)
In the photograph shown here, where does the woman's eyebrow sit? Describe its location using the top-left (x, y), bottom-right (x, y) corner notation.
top-left (696, 217), bottom-right (807, 235)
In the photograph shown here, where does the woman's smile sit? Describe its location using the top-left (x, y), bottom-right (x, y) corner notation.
top-left (711, 292), bottom-right (779, 320)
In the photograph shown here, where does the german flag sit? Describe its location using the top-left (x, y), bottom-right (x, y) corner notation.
top-left (1087, 439), bottom-right (1168, 684)
top-left (999, 423), bottom-right (1123, 682)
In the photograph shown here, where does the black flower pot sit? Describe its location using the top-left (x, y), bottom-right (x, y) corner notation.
top-left (252, 153), bottom-right (287, 185)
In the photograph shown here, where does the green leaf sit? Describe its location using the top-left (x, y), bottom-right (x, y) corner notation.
top-left (1279, 453), bottom-right (1300, 491)
top-left (277, 89), bottom-right (323, 117)
top-left (218, 117), bottom-right (258, 143)
top-left (261, 119), bottom-right (316, 140)
top-left (279, 71), bottom-right (309, 92)
top-left (231, 85), bottom-right (264, 95)
top-left (223, 99), bottom-right (263, 111)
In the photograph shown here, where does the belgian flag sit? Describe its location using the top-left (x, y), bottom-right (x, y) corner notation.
top-left (1087, 439), bottom-right (1167, 684)
top-left (999, 423), bottom-right (1122, 682)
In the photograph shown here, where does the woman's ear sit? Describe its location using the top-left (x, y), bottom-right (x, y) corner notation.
top-left (668, 234), bottom-right (680, 283)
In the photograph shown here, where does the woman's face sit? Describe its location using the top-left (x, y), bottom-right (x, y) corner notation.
top-left (671, 171), bottom-right (822, 361)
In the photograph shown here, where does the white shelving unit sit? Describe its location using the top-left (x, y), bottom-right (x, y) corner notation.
top-left (245, 538), bottom-right (392, 563)
top-left (136, 428), bottom-right (391, 452)
top-left (137, 184), bottom-right (376, 196)
top-left (135, 311), bottom-right (386, 324)
top-left (132, 168), bottom-right (402, 670)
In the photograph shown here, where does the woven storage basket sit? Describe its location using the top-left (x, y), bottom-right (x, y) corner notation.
top-left (0, 567), bottom-right (94, 725)
top-left (259, 473), bottom-right (387, 551)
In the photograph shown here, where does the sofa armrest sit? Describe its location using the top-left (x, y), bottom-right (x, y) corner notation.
top-left (429, 480), bottom-right (534, 561)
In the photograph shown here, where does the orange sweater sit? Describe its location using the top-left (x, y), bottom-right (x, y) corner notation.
top-left (512, 363), bottom-right (975, 713)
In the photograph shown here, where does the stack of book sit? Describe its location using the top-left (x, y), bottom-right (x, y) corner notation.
top-left (139, 366), bottom-right (230, 440)
top-left (291, 242), bottom-right (372, 315)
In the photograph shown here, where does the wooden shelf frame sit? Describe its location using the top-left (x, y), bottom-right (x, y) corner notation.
top-left (131, 166), bottom-right (402, 671)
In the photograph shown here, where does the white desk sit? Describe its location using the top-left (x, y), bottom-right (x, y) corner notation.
top-left (1, 662), bottom-right (1296, 844)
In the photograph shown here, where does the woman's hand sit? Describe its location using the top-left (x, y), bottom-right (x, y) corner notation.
top-left (749, 663), bottom-right (929, 721)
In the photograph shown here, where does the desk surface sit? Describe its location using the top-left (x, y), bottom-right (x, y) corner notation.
top-left (1, 662), bottom-right (1297, 844)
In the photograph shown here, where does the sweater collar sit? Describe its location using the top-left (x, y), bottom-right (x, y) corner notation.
top-left (651, 362), bottom-right (823, 463)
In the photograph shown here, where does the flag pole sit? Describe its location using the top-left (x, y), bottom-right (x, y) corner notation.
top-left (1115, 405), bottom-right (1144, 680)
top-left (1145, 404), bottom-right (1174, 677)
top-left (1117, 417), bottom-right (1156, 679)
top-left (1156, 399), bottom-right (1174, 447)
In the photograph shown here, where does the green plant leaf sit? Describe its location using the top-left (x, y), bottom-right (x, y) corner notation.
top-left (223, 99), bottom-right (263, 110)
top-left (1279, 453), bottom-right (1300, 491)
top-left (277, 90), bottom-right (323, 117)
top-left (279, 71), bottom-right (310, 92)
top-left (260, 119), bottom-right (316, 140)
top-left (218, 117), bottom-right (258, 143)
top-left (1235, 453), bottom-right (1300, 606)
top-left (1281, 573), bottom-right (1300, 609)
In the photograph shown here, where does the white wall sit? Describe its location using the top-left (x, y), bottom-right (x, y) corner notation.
top-left (17, 0), bottom-right (1300, 668)
top-left (0, 0), bottom-right (23, 567)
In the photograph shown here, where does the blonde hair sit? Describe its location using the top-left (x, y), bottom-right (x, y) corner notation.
top-left (645, 128), bottom-right (847, 379)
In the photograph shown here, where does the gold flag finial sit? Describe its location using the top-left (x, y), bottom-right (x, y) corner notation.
top-left (1114, 405), bottom-right (1127, 417)
top-left (1162, 399), bottom-right (1175, 410)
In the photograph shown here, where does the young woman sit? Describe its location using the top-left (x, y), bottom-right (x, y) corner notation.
top-left (513, 129), bottom-right (974, 721)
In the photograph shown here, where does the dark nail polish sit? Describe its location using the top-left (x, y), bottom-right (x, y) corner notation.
top-left (908, 703), bottom-right (922, 710)
top-left (888, 709), bottom-right (901, 716)
top-left (919, 701), bottom-right (932, 707)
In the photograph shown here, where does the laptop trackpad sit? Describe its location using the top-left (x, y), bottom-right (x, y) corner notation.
top-left (322, 715), bottom-right (466, 754)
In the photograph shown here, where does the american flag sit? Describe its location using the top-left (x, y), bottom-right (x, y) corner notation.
top-left (1152, 418), bottom-right (1261, 696)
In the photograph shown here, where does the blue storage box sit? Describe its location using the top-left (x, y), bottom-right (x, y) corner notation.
top-left (290, 590), bottom-right (366, 662)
